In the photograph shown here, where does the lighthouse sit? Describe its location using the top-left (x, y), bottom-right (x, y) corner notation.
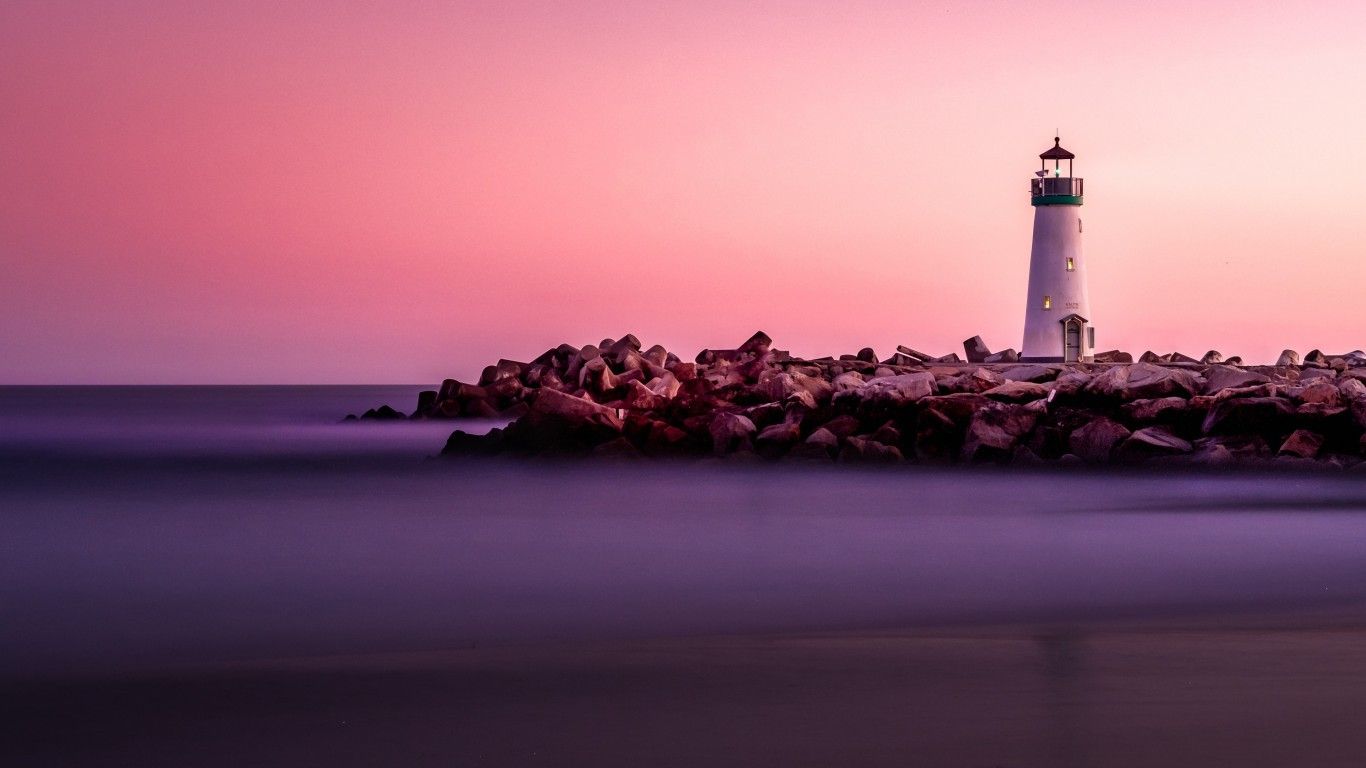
top-left (1021, 137), bottom-right (1093, 363)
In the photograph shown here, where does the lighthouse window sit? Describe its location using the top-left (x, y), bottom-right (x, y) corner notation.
top-left (1066, 257), bottom-right (1075, 271)
top-left (1042, 295), bottom-right (1053, 310)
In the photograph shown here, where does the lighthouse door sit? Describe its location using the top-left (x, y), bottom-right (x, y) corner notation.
top-left (1063, 319), bottom-right (1083, 362)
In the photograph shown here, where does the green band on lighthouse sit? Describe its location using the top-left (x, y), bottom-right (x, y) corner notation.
top-left (1031, 195), bottom-right (1083, 206)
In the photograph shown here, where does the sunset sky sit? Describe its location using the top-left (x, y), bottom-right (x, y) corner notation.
top-left (3, 0), bottom-right (1365, 383)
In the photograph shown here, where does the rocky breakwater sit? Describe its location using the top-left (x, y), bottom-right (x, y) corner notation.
top-left (385, 332), bottom-right (1366, 470)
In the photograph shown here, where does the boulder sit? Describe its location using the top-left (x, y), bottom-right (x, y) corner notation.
top-left (820, 415), bottom-right (864, 439)
top-left (1118, 426), bottom-right (1193, 458)
top-left (1279, 429), bottom-right (1325, 459)
top-left (805, 427), bottom-right (841, 453)
top-left (982, 380), bottom-right (1049, 403)
top-left (709, 412), bottom-right (757, 454)
top-left (1049, 371), bottom-right (1093, 397)
top-left (963, 336), bottom-right (992, 363)
top-left (869, 421), bottom-right (902, 446)
top-left (1293, 380), bottom-right (1341, 406)
top-left (1201, 350), bottom-right (1223, 365)
top-left (861, 372), bottom-right (937, 405)
top-left (1139, 351), bottom-right (1163, 364)
top-left (532, 388), bottom-right (620, 424)
top-left (1276, 349), bottom-right (1301, 367)
top-left (1068, 418), bottom-right (1132, 463)
top-left (984, 349), bottom-right (1020, 364)
top-left (1224, 356), bottom-right (1243, 366)
top-left (1001, 365), bottom-right (1057, 383)
top-left (933, 353), bottom-right (964, 364)
top-left (1093, 350), bottom-right (1133, 364)
top-left (1201, 396), bottom-right (1294, 435)
top-left (1168, 352), bottom-right (1201, 364)
top-left (831, 371), bottom-right (867, 393)
top-left (755, 421), bottom-right (802, 457)
top-left (1304, 349), bottom-right (1329, 367)
top-left (1203, 366), bottom-right (1270, 395)
top-left (961, 403), bottom-right (1039, 462)
top-left (1121, 397), bottom-right (1189, 424)
top-left (856, 347), bottom-right (879, 364)
top-left (895, 345), bottom-right (934, 362)
top-left (1084, 363), bottom-right (1200, 400)
top-left (739, 331), bottom-right (772, 355)
top-left (839, 436), bottom-right (904, 463)
top-left (360, 404), bottom-right (405, 421)
top-left (593, 437), bottom-right (643, 459)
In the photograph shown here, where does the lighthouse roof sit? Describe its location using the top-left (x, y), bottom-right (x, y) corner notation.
top-left (1039, 137), bottom-right (1075, 160)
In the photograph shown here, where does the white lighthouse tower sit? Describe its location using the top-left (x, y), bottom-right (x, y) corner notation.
top-left (1021, 137), bottom-right (1093, 362)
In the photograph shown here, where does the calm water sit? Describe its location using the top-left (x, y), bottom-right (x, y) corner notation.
top-left (4, 386), bottom-right (1366, 765)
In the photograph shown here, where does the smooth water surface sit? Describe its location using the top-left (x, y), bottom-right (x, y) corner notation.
top-left (4, 386), bottom-right (1366, 766)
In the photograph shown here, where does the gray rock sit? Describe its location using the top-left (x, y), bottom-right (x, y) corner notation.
top-left (963, 336), bottom-right (992, 363)
top-left (861, 372), bottom-right (937, 404)
top-left (1120, 426), bottom-right (1193, 457)
top-left (1084, 363), bottom-right (1200, 400)
top-left (982, 380), bottom-right (1049, 403)
top-left (1201, 396), bottom-right (1294, 435)
top-left (1279, 429), bottom-right (1325, 459)
top-left (709, 412), bottom-right (757, 454)
top-left (1203, 365), bottom-right (1270, 395)
top-left (1121, 397), bottom-right (1189, 423)
top-left (1276, 349), bottom-right (1301, 366)
top-left (895, 345), bottom-right (934, 362)
top-left (1001, 365), bottom-right (1057, 383)
top-left (1068, 418), bottom-right (1132, 463)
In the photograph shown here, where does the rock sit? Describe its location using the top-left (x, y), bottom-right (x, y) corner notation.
top-left (1292, 380), bottom-right (1341, 406)
top-left (869, 421), bottom-right (902, 446)
top-left (1049, 371), bottom-right (1093, 397)
top-left (860, 372), bottom-right (937, 405)
top-left (839, 437), bottom-right (904, 463)
top-left (1190, 443), bottom-right (1236, 467)
top-left (856, 347), bottom-right (878, 363)
top-left (416, 390), bottom-right (437, 414)
top-left (1279, 429), bottom-right (1325, 459)
top-left (961, 403), bottom-right (1039, 462)
top-left (1201, 396), bottom-right (1294, 435)
top-left (819, 415), bottom-right (863, 439)
top-left (709, 412), bottom-right (757, 454)
top-left (1224, 356), bottom-right (1243, 366)
top-left (1299, 368), bottom-right (1337, 382)
top-left (1084, 363), bottom-right (1200, 400)
top-left (984, 349), bottom-right (1020, 363)
top-left (1304, 349), bottom-right (1329, 367)
top-left (932, 353), bottom-right (964, 364)
top-left (1340, 378), bottom-right (1366, 399)
top-left (805, 427), bottom-right (841, 454)
top-left (360, 405), bottom-right (406, 421)
top-left (593, 436), bottom-right (643, 458)
top-left (533, 388), bottom-right (620, 424)
top-left (1068, 418), bottom-right (1132, 463)
top-left (895, 345), bottom-right (934, 362)
top-left (1276, 349), bottom-right (1301, 367)
top-left (1119, 426), bottom-right (1193, 458)
top-left (982, 380), bottom-right (1049, 403)
top-left (831, 371), bottom-right (867, 393)
top-left (963, 336), bottom-right (992, 363)
top-left (1203, 365), bottom-right (1270, 395)
top-left (739, 331), bottom-right (772, 354)
top-left (755, 421), bottom-right (802, 457)
top-left (1139, 351), bottom-right (1163, 364)
top-left (1201, 350), bottom-right (1223, 364)
top-left (1121, 397), bottom-right (1189, 423)
top-left (1168, 352), bottom-right (1201, 364)
top-left (1093, 350), bottom-right (1133, 364)
top-left (1001, 365), bottom-right (1057, 383)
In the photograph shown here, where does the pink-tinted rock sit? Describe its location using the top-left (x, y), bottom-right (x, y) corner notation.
top-left (1279, 429), bottom-right (1325, 458)
top-left (1068, 418), bottom-right (1132, 463)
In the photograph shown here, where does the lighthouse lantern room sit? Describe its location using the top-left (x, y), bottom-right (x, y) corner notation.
top-left (1021, 137), bottom-right (1093, 362)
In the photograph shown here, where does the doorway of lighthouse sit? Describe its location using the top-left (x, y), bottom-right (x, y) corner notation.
top-left (1062, 316), bottom-right (1085, 362)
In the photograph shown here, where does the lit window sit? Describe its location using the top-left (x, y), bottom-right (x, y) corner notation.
top-left (1066, 257), bottom-right (1075, 271)
top-left (1043, 295), bottom-right (1052, 310)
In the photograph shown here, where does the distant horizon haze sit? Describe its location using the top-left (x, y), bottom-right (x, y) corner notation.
top-left (3, 1), bottom-right (1365, 384)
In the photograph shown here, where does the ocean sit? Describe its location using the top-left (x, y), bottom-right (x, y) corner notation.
top-left (4, 385), bottom-right (1366, 766)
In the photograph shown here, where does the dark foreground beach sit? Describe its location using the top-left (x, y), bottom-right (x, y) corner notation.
top-left (4, 386), bottom-right (1366, 766)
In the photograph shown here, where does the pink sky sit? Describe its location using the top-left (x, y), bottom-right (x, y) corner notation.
top-left (3, 0), bottom-right (1365, 383)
